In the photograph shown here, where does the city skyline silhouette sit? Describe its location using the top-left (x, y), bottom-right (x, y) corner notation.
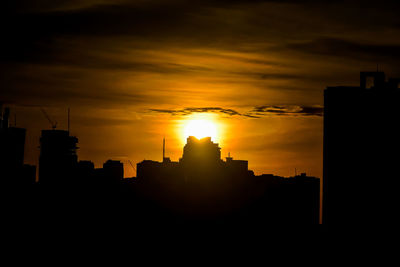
top-left (3, 70), bottom-right (400, 229)
top-left (0, 112), bottom-right (320, 226)
top-left (2, 1), bottom-right (400, 235)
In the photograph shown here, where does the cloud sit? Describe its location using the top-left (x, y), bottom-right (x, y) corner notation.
top-left (149, 105), bottom-right (323, 118)
top-left (250, 105), bottom-right (323, 117)
top-left (287, 38), bottom-right (400, 62)
top-left (149, 107), bottom-right (258, 118)
top-left (2, 0), bottom-right (400, 114)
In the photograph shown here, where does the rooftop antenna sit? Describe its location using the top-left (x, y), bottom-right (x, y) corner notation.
top-left (68, 107), bottom-right (70, 133)
top-left (295, 168), bottom-right (297, 176)
top-left (163, 136), bottom-right (165, 161)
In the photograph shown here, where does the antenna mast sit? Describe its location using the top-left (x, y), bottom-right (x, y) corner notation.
top-left (68, 108), bottom-right (70, 133)
top-left (163, 136), bottom-right (165, 161)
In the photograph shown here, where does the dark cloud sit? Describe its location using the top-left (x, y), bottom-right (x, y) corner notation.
top-left (4, 0), bottom-right (399, 62)
top-left (2, 0), bottom-right (400, 75)
top-left (149, 105), bottom-right (323, 118)
top-left (149, 107), bottom-right (258, 118)
top-left (229, 71), bottom-right (301, 80)
top-left (251, 105), bottom-right (323, 117)
top-left (2, 0), bottom-right (400, 109)
top-left (287, 38), bottom-right (400, 62)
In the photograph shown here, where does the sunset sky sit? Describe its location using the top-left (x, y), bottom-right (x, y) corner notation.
top-left (1, 0), bottom-right (400, 178)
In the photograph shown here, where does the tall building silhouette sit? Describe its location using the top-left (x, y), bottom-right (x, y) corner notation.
top-left (180, 136), bottom-right (222, 163)
top-left (179, 136), bottom-right (225, 179)
top-left (323, 72), bottom-right (400, 226)
top-left (39, 130), bottom-right (78, 184)
top-left (0, 106), bottom-right (35, 185)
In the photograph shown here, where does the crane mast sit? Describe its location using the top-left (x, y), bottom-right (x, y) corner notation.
top-left (40, 108), bottom-right (57, 130)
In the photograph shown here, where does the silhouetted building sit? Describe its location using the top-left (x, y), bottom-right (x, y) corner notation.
top-left (1, 107), bottom-right (25, 169)
top-left (323, 71), bottom-right (400, 226)
top-left (21, 164), bottom-right (36, 184)
top-left (249, 173), bottom-right (320, 224)
top-left (0, 127), bottom-right (26, 175)
top-left (87, 159), bottom-right (126, 187)
top-left (0, 106), bottom-right (36, 185)
top-left (225, 154), bottom-right (248, 175)
top-left (286, 173), bottom-right (320, 224)
top-left (76, 160), bottom-right (95, 184)
top-left (77, 160), bottom-right (95, 173)
top-left (4, 104), bottom-right (320, 226)
top-left (136, 136), bottom-right (320, 224)
top-left (179, 136), bottom-right (224, 179)
top-left (103, 160), bottom-right (124, 182)
top-left (39, 130), bottom-right (78, 184)
top-left (137, 136), bottom-right (225, 181)
top-left (137, 160), bottom-right (161, 179)
top-left (180, 136), bottom-right (222, 164)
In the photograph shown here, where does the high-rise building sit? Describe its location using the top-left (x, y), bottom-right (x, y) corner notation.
top-left (179, 136), bottom-right (224, 180)
top-left (39, 130), bottom-right (78, 184)
top-left (323, 72), bottom-right (400, 226)
top-left (0, 106), bottom-right (35, 185)
top-left (180, 136), bottom-right (222, 164)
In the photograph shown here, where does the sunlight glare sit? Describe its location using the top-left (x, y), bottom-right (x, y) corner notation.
top-left (183, 119), bottom-right (218, 141)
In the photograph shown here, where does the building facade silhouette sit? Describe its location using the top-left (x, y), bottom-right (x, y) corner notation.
top-left (0, 106), bottom-right (36, 185)
top-left (103, 160), bottom-right (124, 182)
top-left (137, 136), bottom-right (252, 181)
top-left (137, 136), bottom-right (320, 224)
top-left (180, 136), bottom-right (222, 163)
top-left (323, 72), bottom-right (400, 226)
top-left (39, 129), bottom-right (78, 184)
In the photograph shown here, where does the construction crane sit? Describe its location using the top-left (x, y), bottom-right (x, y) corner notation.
top-left (128, 160), bottom-right (136, 172)
top-left (40, 108), bottom-right (57, 130)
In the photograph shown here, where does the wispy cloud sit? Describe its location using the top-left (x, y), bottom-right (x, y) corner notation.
top-left (149, 105), bottom-right (323, 118)
top-left (286, 37), bottom-right (400, 63)
top-left (149, 107), bottom-right (258, 118)
top-left (250, 105), bottom-right (323, 117)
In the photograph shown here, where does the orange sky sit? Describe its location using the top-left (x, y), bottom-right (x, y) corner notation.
top-left (2, 1), bottom-right (400, 178)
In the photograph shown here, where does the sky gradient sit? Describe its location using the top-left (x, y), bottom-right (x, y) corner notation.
top-left (2, 0), bottom-right (400, 178)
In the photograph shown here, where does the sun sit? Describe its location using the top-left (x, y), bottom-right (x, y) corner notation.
top-left (183, 118), bottom-right (218, 141)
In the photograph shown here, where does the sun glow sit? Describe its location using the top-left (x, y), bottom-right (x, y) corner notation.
top-left (183, 118), bottom-right (218, 141)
